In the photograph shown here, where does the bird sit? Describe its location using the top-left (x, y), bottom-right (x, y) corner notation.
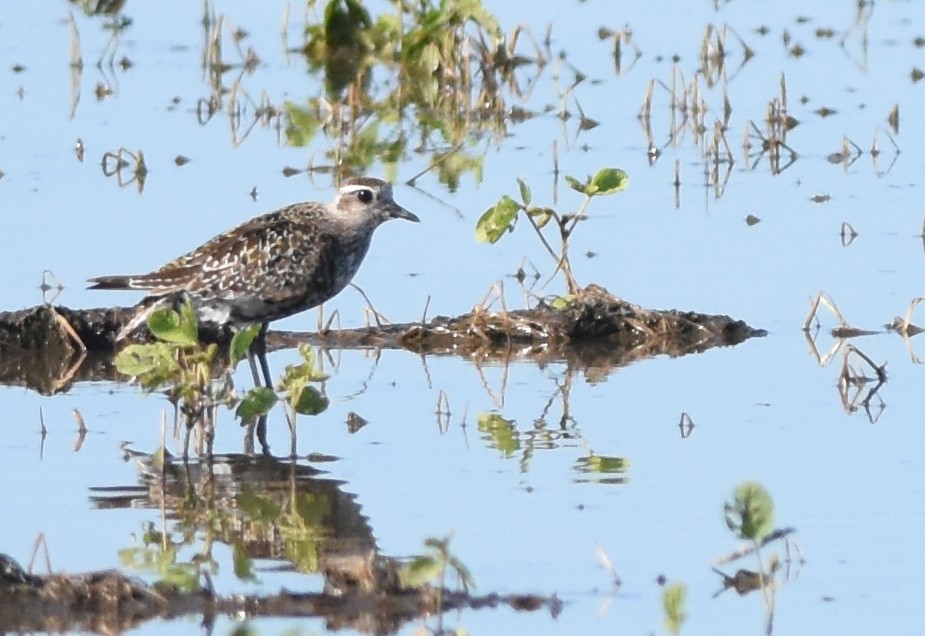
top-left (89, 176), bottom-right (420, 385)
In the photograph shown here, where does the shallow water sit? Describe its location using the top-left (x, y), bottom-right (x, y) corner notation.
top-left (2, 1), bottom-right (925, 634)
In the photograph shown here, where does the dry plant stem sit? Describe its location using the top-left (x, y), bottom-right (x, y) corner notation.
top-left (752, 541), bottom-right (774, 613)
top-left (532, 230), bottom-right (577, 296)
top-left (28, 533), bottom-right (52, 575)
top-left (50, 306), bottom-right (87, 352)
top-left (405, 141), bottom-right (465, 185)
top-left (844, 344), bottom-right (887, 381)
top-left (540, 193), bottom-right (595, 296)
top-left (524, 207), bottom-right (561, 264)
top-left (159, 413), bottom-right (169, 553)
top-left (558, 196), bottom-right (593, 293)
top-left (350, 281), bottom-right (389, 328)
top-left (286, 406), bottom-right (297, 458)
top-left (901, 296), bottom-right (925, 333)
top-left (803, 291), bottom-right (851, 331)
top-left (715, 528), bottom-right (795, 566)
top-left (72, 409), bottom-right (87, 452)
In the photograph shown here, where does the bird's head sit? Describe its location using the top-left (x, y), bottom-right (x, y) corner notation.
top-left (331, 177), bottom-right (420, 227)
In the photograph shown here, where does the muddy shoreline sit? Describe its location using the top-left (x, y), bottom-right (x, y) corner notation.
top-left (0, 287), bottom-right (765, 394)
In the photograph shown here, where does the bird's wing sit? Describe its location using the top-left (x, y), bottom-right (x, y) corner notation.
top-left (142, 211), bottom-right (329, 300)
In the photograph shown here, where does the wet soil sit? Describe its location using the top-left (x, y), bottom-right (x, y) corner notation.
top-left (0, 286), bottom-right (765, 393)
top-left (0, 552), bottom-right (558, 634)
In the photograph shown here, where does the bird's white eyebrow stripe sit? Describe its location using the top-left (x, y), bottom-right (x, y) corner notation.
top-left (340, 184), bottom-right (380, 195)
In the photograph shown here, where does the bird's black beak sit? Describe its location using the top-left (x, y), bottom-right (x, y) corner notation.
top-left (388, 203), bottom-right (420, 223)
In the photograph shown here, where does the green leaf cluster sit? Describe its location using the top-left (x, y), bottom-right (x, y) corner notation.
top-left (229, 324), bottom-right (261, 367)
top-left (235, 387), bottom-right (278, 426)
top-left (279, 344), bottom-right (330, 416)
top-left (475, 177), bottom-right (557, 245)
top-left (476, 412), bottom-right (519, 457)
top-left (576, 454), bottom-right (629, 474)
top-left (475, 169), bottom-right (627, 246)
top-left (564, 167), bottom-right (628, 196)
top-left (113, 301), bottom-right (331, 431)
top-left (476, 168), bottom-right (629, 293)
top-left (114, 305), bottom-right (218, 406)
top-left (235, 484), bottom-right (335, 574)
top-left (724, 481), bottom-right (775, 542)
top-left (288, 0), bottom-right (530, 189)
top-left (399, 535), bottom-right (475, 592)
top-left (118, 523), bottom-right (201, 593)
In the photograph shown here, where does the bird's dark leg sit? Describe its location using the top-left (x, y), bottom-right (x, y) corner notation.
top-left (244, 322), bottom-right (273, 455)
top-left (245, 322), bottom-right (273, 388)
top-left (256, 322), bottom-right (272, 388)
top-left (256, 414), bottom-right (270, 456)
top-left (247, 353), bottom-right (261, 388)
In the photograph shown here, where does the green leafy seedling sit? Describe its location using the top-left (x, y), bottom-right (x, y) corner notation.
top-left (399, 554), bottom-right (445, 589)
top-left (279, 344), bottom-right (330, 416)
top-left (663, 582), bottom-right (687, 635)
top-left (236, 387), bottom-right (278, 426)
top-left (232, 542), bottom-right (257, 582)
top-left (114, 343), bottom-right (179, 385)
top-left (292, 386), bottom-right (329, 416)
top-left (580, 454), bottom-right (628, 474)
top-left (566, 167), bottom-right (629, 197)
top-left (399, 535), bottom-right (475, 593)
top-left (147, 303), bottom-right (199, 347)
top-left (229, 324), bottom-right (262, 367)
top-left (517, 177), bottom-right (532, 206)
top-left (475, 195), bottom-right (520, 244)
top-left (724, 481), bottom-right (775, 542)
top-left (476, 168), bottom-right (629, 294)
top-left (477, 412), bottom-right (519, 457)
top-left (590, 167), bottom-right (629, 195)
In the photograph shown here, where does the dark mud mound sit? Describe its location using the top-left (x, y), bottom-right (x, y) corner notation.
top-left (0, 551), bottom-right (557, 634)
top-left (0, 286), bottom-right (764, 393)
top-left (298, 284), bottom-right (765, 369)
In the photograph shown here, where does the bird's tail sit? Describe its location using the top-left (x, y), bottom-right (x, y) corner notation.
top-left (87, 275), bottom-right (141, 290)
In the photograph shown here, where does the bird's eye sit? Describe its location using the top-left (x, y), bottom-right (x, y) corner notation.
top-left (356, 188), bottom-right (374, 204)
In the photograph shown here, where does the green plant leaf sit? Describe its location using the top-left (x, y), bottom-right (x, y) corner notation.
top-left (232, 542), bottom-right (257, 582)
top-left (114, 343), bottom-right (181, 389)
top-left (298, 344), bottom-right (328, 381)
top-left (283, 101), bottom-right (321, 147)
top-left (114, 344), bottom-right (166, 377)
top-left (516, 177), bottom-right (532, 206)
top-left (279, 345), bottom-right (329, 412)
top-left (475, 195), bottom-right (520, 243)
top-left (477, 412), bottom-right (519, 457)
top-left (589, 167), bottom-right (629, 196)
top-left (237, 485), bottom-right (281, 523)
top-left (399, 555), bottom-right (443, 589)
top-left (526, 206), bottom-right (553, 229)
top-left (446, 554), bottom-right (476, 592)
top-left (455, 0), bottom-right (502, 40)
top-left (564, 174), bottom-right (587, 194)
top-left (663, 582), bottom-right (687, 635)
top-left (550, 294), bottom-right (576, 310)
top-left (724, 481), bottom-right (775, 541)
top-left (230, 324), bottom-right (261, 367)
top-left (236, 387), bottom-right (278, 425)
top-left (579, 454), bottom-right (629, 474)
top-left (419, 42), bottom-right (441, 73)
top-left (147, 305), bottom-right (198, 347)
top-left (293, 385), bottom-right (330, 416)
